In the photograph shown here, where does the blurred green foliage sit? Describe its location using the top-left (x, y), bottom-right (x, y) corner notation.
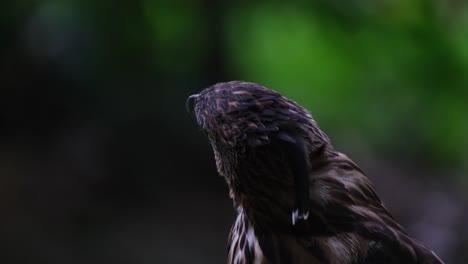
top-left (1, 1), bottom-right (467, 263)
top-left (225, 2), bottom-right (468, 174)
top-left (3, 0), bottom-right (466, 171)
top-left (2, 0), bottom-right (466, 173)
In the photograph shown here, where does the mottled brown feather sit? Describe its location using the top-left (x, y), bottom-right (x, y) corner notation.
top-left (190, 81), bottom-right (444, 264)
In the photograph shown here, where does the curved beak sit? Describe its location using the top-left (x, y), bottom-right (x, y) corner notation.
top-left (186, 94), bottom-right (198, 120)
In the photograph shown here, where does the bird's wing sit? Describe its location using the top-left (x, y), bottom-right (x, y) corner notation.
top-left (307, 153), bottom-right (444, 263)
top-left (247, 131), bottom-right (443, 263)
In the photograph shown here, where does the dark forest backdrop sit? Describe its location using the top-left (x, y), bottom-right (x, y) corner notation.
top-left (1, 1), bottom-right (467, 263)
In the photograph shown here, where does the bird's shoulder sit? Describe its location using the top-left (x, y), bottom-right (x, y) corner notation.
top-left (304, 151), bottom-right (444, 263)
top-left (308, 151), bottom-right (393, 226)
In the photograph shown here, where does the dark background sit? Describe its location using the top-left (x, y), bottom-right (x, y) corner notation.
top-left (1, 1), bottom-right (467, 263)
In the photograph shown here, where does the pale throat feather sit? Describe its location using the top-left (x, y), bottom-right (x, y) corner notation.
top-left (229, 208), bottom-right (265, 264)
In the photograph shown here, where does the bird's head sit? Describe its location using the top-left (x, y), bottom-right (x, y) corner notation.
top-left (187, 81), bottom-right (331, 176)
top-left (187, 81), bottom-right (331, 224)
top-left (187, 81), bottom-right (326, 149)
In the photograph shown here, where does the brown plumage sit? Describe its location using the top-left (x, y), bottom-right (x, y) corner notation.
top-left (187, 81), bottom-right (444, 264)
